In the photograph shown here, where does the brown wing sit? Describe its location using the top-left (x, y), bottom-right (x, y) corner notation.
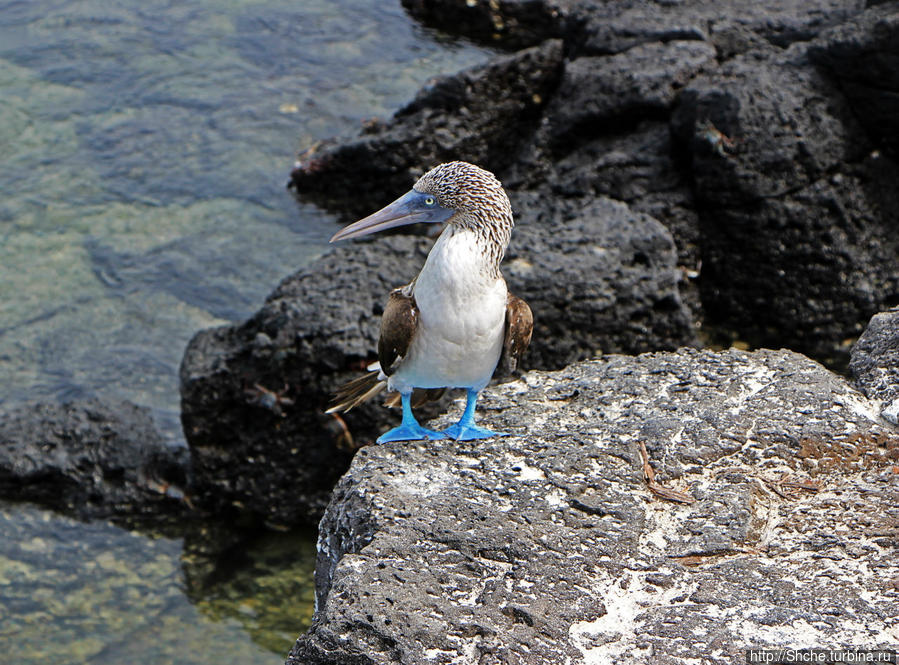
top-left (498, 293), bottom-right (533, 376)
top-left (378, 285), bottom-right (418, 376)
top-left (376, 285), bottom-right (446, 408)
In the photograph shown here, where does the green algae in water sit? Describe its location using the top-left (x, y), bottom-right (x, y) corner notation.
top-left (184, 529), bottom-right (318, 656)
top-left (0, 503), bottom-right (316, 664)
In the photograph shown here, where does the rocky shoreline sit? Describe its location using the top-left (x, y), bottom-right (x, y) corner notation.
top-left (2, 1), bottom-right (898, 663)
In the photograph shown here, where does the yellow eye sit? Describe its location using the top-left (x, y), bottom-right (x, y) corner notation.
top-left (424, 196), bottom-right (436, 206)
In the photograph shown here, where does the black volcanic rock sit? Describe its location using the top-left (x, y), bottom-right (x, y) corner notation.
top-left (671, 42), bottom-right (899, 363)
top-left (403, 0), bottom-right (864, 57)
top-left (0, 399), bottom-right (188, 521)
top-left (537, 40), bottom-right (717, 153)
top-left (568, 0), bottom-right (862, 56)
top-left (401, 0), bottom-right (567, 50)
top-left (289, 40), bottom-right (564, 219)
top-left (809, 4), bottom-right (899, 159)
top-left (508, 193), bottom-right (696, 367)
top-left (289, 349), bottom-right (898, 664)
top-left (179, 238), bottom-right (430, 526)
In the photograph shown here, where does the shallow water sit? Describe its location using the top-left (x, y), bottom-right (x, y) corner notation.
top-left (0, 1), bottom-right (491, 661)
top-left (0, 0), bottom-right (491, 438)
top-left (1, 501), bottom-right (318, 664)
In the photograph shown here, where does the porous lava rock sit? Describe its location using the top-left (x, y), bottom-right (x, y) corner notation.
top-left (289, 40), bottom-right (564, 220)
top-left (0, 399), bottom-right (187, 521)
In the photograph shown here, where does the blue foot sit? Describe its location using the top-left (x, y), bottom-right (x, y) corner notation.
top-left (441, 389), bottom-right (508, 441)
top-left (376, 392), bottom-right (447, 444)
top-left (376, 423), bottom-right (446, 444)
top-left (442, 422), bottom-right (507, 441)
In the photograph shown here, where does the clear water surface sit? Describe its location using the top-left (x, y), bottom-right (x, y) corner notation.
top-left (0, 1), bottom-right (492, 662)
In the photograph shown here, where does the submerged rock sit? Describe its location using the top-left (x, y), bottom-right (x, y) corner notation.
top-left (289, 348), bottom-right (898, 664)
top-left (0, 399), bottom-right (188, 521)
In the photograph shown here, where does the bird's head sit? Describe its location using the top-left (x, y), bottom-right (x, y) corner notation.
top-left (330, 161), bottom-right (512, 244)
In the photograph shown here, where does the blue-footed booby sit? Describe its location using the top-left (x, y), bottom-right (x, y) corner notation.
top-left (326, 161), bottom-right (532, 443)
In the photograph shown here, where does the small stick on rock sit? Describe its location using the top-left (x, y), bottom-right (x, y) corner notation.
top-left (639, 441), bottom-right (696, 504)
top-left (764, 474), bottom-right (821, 499)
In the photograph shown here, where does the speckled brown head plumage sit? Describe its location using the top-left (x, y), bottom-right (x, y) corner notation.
top-left (413, 161), bottom-right (514, 258)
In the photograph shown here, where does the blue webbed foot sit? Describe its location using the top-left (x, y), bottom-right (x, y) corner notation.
top-left (442, 422), bottom-right (507, 441)
top-left (376, 423), bottom-right (446, 444)
top-left (377, 392), bottom-right (447, 444)
top-left (442, 389), bottom-right (507, 441)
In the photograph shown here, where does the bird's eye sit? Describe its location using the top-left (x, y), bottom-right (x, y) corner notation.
top-left (424, 196), bottom-right (436, 206)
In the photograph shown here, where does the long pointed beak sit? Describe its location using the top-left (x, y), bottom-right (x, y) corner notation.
top-left (330, 190), bottom-right (453, 242)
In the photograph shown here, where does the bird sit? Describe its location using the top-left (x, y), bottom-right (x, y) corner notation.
top-left (326, 161), bottom-right (532, 444)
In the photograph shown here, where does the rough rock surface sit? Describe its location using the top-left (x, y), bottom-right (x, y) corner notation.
top-left (400, 0), bottom-right (864, 55)
top-left (562, 0), bottom-right (864, 56)
top-left (534, 40), bottom-right (717, 153)
top-left (289, 349), bottom-right (899, 664)
top-left (181, 197), bottom-right (695, 524)
top-left (507, 194), bottom-right (695, 366)
top-left (809, 4), bottom-right (899, 159)
top-left (0, 399), bottom-right (188, 521)
top-left (851, 307), bottom-right (899, 425)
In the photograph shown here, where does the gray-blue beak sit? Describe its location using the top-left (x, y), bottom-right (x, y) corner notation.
top-left (330, 190), bottom-right (454, 242)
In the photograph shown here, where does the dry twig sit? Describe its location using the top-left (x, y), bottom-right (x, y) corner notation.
top-left (638, 441), bottom-right (696, 504)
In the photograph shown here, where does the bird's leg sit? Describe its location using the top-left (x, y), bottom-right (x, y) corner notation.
top-left (376, 392), bottom-right (446, 444)
top-left (442, 389), bottom-right (506, 441)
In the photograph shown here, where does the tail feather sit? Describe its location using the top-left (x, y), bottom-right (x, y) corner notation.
top-left (326, 371), bottom-right (386, 413)
top-left (328, 373), bottom-right (448, 413)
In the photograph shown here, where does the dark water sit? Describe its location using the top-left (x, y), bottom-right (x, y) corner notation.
top-left (0, 1), bottom-right (491, 662)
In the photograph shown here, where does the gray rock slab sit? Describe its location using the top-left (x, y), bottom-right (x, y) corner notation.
top-left (851, 307), bottom-right (899, 425)
top-left (289, 348), bottom-right (898, 664)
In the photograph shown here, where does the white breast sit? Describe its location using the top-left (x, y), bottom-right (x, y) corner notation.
top-left (387, 227), bottom-right (507, 394)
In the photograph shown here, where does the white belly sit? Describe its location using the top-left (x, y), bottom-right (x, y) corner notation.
top-left (387, 228), bottom-right (507, 394)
